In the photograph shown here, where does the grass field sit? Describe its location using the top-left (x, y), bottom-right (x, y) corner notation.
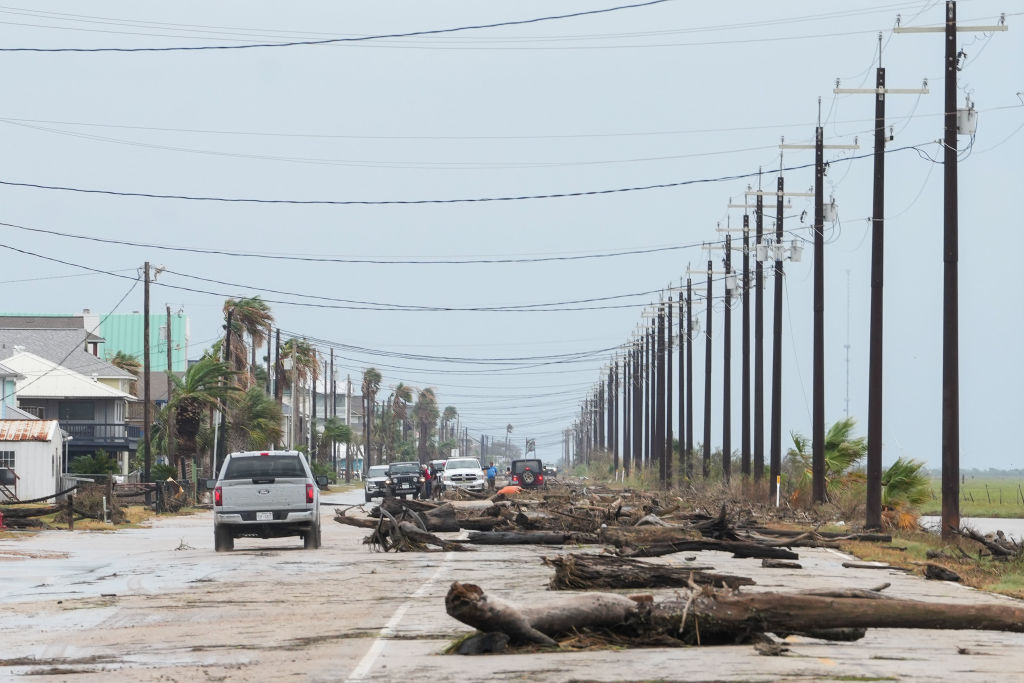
top-left (919, 477), bottom-right (1024, 518)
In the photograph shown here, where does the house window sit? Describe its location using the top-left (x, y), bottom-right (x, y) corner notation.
top-left (59, 401), bottom-right (95, 421)
top-left (0, 450), bottom-right (14, 469)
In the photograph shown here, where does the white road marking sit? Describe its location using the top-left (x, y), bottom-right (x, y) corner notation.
top-left (346, 551), bottom-right (454, 681)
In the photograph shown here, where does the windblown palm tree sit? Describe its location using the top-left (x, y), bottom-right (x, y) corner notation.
top-left (786, 417), bottom-right (867, 504)
top-left (108, 350), bottom-right (141, 376)
top-left (224, 296), bottom-right (274, 386)
top-left (169, 354), bottom-right (241, 477)
top-left (381, 383), bottom-right (413, 458)
top-left (881, 457), bottom-right (930, 529)
top-left (361, 368), bottom-right (382, 470)
top-left (319, 416), bottom-right (352, 466)
top-left (440, 405), bottom-right (458, 441)
top-left (413, 387), bottom-right (439, 464)
top-left (229, 386), bottom-right (284, 451)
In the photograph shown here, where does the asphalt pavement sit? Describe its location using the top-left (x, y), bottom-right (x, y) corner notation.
top-left (1, 488), bottom-right (1023, 681)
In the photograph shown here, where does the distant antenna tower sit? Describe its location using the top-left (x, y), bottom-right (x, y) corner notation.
top-left (844, 269), bottom-right (851, 417)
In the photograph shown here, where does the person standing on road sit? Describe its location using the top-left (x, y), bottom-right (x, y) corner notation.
top-left (422, 464), bottom-right (432, 499)
top-left (486, 462), bottom-right (497, 492)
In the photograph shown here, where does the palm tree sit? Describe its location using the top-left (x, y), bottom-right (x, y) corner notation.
top-left (440, 406), bottom-right (458, 441)
top-left (880, 457), bottom-right (930, 530)
top-left (786, 417), bottom-right (867, 504)
top-left (360, 368), bottom-right (382, 472)
top-left (319, 417), bottom-right (352, 467)
top-left (381, 383), bottom-right (413, 459)
top-left (229, 386), bottom-right (284, 451)
top-left (108, 350), bottom-right (141, 394)
top-left (224, 296), bottom-right (274, 385)
top-left (413, 387), bottom-right (439, 464)
top-left (169, 354), bottom-right (241, 477)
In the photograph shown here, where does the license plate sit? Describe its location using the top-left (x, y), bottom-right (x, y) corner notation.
top-left (401, 484), bottom-right (411, 488)
top-left (256, 512), bottom-right (273, 521)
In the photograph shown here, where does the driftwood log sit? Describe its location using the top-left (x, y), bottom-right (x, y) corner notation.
top-left (466, 530), bottom-right (599, 545)
top-left (618, 540), bottom-right (799, 561)
top-left (543, 554), bottom-right (754, 590)
top-left (445, 581), bottom-right (1024, 648)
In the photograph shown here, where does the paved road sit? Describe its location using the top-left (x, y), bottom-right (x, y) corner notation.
top-left (2, 491), bottom-right (1023, 681)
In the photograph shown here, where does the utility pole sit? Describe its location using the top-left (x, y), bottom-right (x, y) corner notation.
top-left (655, 305), bottom-right (666, 486)
top-left (835, 35), bottom-right (928, 527)
top-left (703, 259), bottom-right (713, 479)
top-left (741, 215), bottom-right (751, 478)
top-left (677, 287), bottom-right (685, 483)
top-left (722, 235), bottom-right (733, 484)
top-left (754, 188), bottom-right (765, 482)
top-left (665, 295), bottom-right (673, 487)
top-left (633, 336), bottom-right (642, 474)
top-left (769, 177), bottom-right (784, 503)
top-left (618, 352), bottom-right (626, 475)
top-left (345, 373), bottom-right (352, 482)
top-left (165, 304), bottom-right (174, 476)
top-left (685, 278), bottom-right (694, 480)
top-left (142, 262), bottom-right (152, 491)
top-left (781, 118), bottom-right (858, 504)
top-left (893, 2), bottom-right (1004, 540)
top-left (643, 327), bottom-right (651, 469)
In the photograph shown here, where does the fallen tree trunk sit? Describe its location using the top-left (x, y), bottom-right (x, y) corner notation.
top-left (544, 554), bottom-right (753, 590)
top-left (618, 540), bottom-right (799, 560)
top-left (379, 499), bottom-right (460, 532)
top-left (750, 527), bottom-right (893, 543)
top-left (466, 530), bottom-right (599, 545)
top-left (457, 517), bottom-right (506, 531)
top-left (445, 582), bottom-right (1024, 648)
top-left (0, 505), bottom-right (60, 518)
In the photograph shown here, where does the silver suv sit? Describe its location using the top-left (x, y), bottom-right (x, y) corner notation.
top-left (212, 450), bottom-right (321, 551)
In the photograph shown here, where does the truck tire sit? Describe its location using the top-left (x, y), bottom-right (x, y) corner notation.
top-left (365, 491), bottom-right (372, 502)
top-left (304, 522), bottom-right (321, 549)
top-left (214, 526), bottom-right (234, 552)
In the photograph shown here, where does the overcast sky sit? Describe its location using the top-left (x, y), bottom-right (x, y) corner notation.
top-left (0, 1), bottom-right (1020, 468)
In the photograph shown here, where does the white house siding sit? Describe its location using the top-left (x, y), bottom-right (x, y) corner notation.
top-left (0, 420), bottom-right (63, 502)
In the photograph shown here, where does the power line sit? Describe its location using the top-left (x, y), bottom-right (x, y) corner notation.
top-left (0, 146), bottom-right (931, 206)
top-left (0, 220), bottom-right (716, 265)
top-left (0, 0), bottom-right (675, 53)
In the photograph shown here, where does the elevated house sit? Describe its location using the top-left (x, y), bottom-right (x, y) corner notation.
top-left (1, 351), bottom-right (137, 473)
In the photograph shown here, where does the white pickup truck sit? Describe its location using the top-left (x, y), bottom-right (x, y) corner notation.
top-left (212, 450), bottom-right (321, 552)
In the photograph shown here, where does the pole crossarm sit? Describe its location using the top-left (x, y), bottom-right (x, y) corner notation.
top-left (893, 25), bottom-right (1006, 33)
top-left (779, 143), bottom-right (860, 150)
top-left (728, 202), bottom-right (792, 209)
top-left (745, 190), bottom-right (815, 197)
top-left (834, 87), bottom-right (929, 94)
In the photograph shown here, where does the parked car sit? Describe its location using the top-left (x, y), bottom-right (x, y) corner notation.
top-left (212, 450), bottom-right (321, 552)
top-left (386, 461), bottom-right (425, 499)
top-left (364, 465), bottom-right (389, 502)
top-left (442, 457), bottom-right (486, 492)
top-left (543, 465), bottom-right (558, 478)
top-left (509, 458), bottom-right (545, 489)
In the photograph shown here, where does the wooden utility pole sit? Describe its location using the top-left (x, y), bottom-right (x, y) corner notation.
top-left (835, 37), bottom-right (928, 527)
top-left (769, 177), bottom-right (784, 503)
top-left (165, 304), bottom-right (174, 473)
top-left (665, 296), bottom-right (673, 487)
top-left (345, 373), bottom-right (352, 482)
top-left (741, 215), bottom-right (751, 478)
top-left (143, 262), bottom-right (151, 489)
top-left (722, 235), bottom-right (733, 484)
top-left (685, 278), bottom-right (694, 480)
top-left (217, 308), bottom-right (232, 473)
top-left (892, 1), bottom-right (1005, 539)
top-left (703, 260), bottom-right (713, 478)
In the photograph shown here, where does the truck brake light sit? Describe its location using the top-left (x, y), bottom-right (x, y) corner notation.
top-left (214, 486), bottom-right (223, 506)
top-left (537, 475), bottom-right (544, 483)
top-left (306, 483), bottom-right (315, 503)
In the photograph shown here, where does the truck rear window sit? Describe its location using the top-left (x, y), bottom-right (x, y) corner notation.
top-left (224, 455), bottom-right (305, 480)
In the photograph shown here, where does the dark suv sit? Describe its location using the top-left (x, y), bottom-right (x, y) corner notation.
top-left (509, 458), bottom-right (545, 489)
top-left (386, 461), bottom-right (424, 499)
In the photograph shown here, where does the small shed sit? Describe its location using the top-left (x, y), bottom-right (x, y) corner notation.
top-left (0, 420), bottom-right (64, 502)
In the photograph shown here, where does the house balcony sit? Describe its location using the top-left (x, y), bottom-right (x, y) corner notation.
top-left (61, 422), bottom-right (141, 452)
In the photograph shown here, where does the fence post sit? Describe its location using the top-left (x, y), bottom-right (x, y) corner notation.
top-left (67, 494), bottom-right (74, 531)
